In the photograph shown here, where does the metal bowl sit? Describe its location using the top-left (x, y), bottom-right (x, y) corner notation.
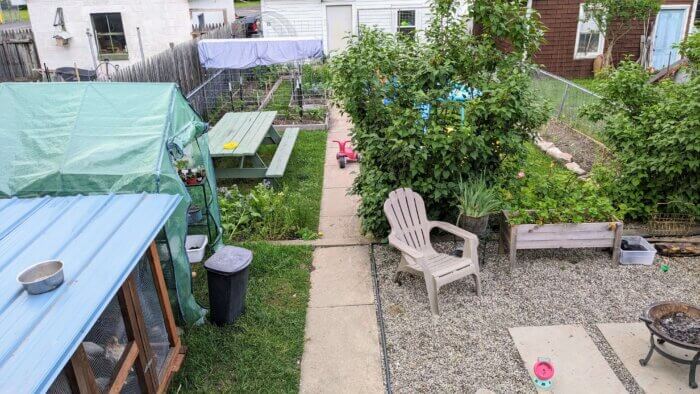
top-left (641, 301), bottom-right (700, 350)
top-left (17, 260), bottom-right (64, 295)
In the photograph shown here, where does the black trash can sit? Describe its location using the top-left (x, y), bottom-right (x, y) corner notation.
top-left (203, 246), bottom-right (253, 326)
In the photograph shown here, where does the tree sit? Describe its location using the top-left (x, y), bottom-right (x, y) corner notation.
top-left (583, 0), bottom-right (662, 68)
top-left (329, 0), bottom-right (549, 236)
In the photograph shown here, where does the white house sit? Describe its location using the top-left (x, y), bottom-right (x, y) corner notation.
top-left (189, 0), bottom-right (236, 28)
top-left (261, 0), bottom-right (456, 53)
top-left (26, 0), bottom-right (235, 71)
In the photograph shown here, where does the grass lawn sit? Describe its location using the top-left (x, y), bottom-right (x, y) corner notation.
top-left (571, 77), bottom-right (599, 93)
top-left (172, 242), bottom-right (313, 393)
top-left (234, 0), bottom-right (261, 9)
top-left (0, 8), bottom-right (29, 22)
top-left (216, 130), bottom-right (326, 239)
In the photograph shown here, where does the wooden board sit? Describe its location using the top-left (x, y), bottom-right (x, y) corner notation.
top-left (266, 128), bottom-right (299, 178)
top-left (208, 111), bottom-right (277, 157)
top-left (500, 211), bottom-right (623, 266)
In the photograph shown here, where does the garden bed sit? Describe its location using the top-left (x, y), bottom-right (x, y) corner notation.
top-left (374, 241), bottom-right (700, 393)
top-left (500, 210), bottom-right (623, 266)
top-left (539, 119), bottom-right (610, 172)
top-left (216, 130), bottom-right (326, 241)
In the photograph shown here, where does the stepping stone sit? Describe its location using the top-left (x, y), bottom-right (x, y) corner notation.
top-left (509, 324), bottom-right (626, 393)
top-left (536, 139), bottom-right (554, 151)
top-left (545, 146), bottom-right (573, 163)
top-left (565, 162), bottom-right (587, 175)
top-left (598, 322), bottom-right (699, 393)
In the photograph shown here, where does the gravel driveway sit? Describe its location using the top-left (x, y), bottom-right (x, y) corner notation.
top-left (373, 241), bottom-right (700, 393)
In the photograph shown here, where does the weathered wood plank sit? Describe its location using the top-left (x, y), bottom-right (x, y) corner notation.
top-left (517, 230), bottom-right (616, 242)
top-left (266, 127), bottom-right (299, 178)
top-left (517, 238), bottom-right (615, 249)
top-left (516, 222), bottom-right (616, 234)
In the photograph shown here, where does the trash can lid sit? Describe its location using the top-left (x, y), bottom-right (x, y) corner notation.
top-left (204, 246), bottom-right (253, 274)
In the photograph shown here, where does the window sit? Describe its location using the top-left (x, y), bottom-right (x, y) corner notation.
top-left (397, 10), bottom-right (416, 37)
top-left (574, 5), bottom-right (604, 59)
top-left (91, 13), bottom-right (128, 61)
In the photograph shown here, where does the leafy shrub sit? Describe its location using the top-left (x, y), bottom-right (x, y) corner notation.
top-left (499, 145), bottom-right (619, 225)
top-left (583, 61), bottom-right (700, 219)
top-left (219, 184), bottom-right (315, 241)
top-left (330, 0), bottom-right (549, 236)
top-left (679, 33), bottom-right (700, 76)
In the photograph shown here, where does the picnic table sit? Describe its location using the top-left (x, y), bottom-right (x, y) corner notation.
top-left (208, 111), bottom-right (299, 180)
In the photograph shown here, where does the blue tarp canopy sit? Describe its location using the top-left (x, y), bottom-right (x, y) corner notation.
top-left (0, 193), bottom-right (180, 392)
top-left (198, 37), bottom-right (324, 69)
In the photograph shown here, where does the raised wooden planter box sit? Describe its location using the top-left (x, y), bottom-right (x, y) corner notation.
top-left (499, 211), bottom-right (623, 267)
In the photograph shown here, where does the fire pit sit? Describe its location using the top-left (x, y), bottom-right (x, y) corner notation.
top-left (639, 301), bottom-right (700, 389)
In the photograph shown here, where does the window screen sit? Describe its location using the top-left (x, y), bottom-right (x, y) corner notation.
top-left (397, 10), bottom-right (416, 37)
top-left (575, 6), bottom-right (604, 59)
top-left (91, 13), bottom-right (128, 61)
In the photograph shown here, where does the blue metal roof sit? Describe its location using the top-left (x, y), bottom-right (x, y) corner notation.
top-left (0, 193), bottom-right (181, 393)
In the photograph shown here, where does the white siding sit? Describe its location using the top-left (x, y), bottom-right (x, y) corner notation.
top-left (26, 0), bottom-right (193, 70)
top-left (261, 0), bottom-right (324, 39)
top-left (261, 0), bottom-right (457, 52)
top-left (189, 0), bottom-right (236, 26)
top-left (357, 8), bottom-right (393, 33)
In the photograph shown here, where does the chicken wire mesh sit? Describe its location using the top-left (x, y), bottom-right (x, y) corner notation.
top-left (46, 255), bottom-right (170, 393)
top-left (134, 254), bottom-right (171, 380)
top-left (532, 69), bottom-right (604, 139)
top-left (186, 62), bottom-right (330, 125)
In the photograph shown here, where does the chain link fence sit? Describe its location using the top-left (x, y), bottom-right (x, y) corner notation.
top-left (186, 61), bottom-right (329, 126)
top-left (532, 69), bottom-right (604, 139)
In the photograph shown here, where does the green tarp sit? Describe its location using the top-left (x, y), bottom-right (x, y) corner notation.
top-left (0, 82), bottom-right (223, 324)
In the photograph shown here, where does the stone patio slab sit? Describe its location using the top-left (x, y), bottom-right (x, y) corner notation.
top-left (309, 246), bottom-right (374, 308)
top-left (509, 324), bottom-right (626, 393)
top-left (598, 322), bottom-right (699, 393)
top-left (320, 188), bottom-right (360, 217)
top-left (323, 165), bottom-right (357, 189)
top-left (300, 305), bottom-right (384, 394)
top-left (319, 214), bottom-right (367, 241)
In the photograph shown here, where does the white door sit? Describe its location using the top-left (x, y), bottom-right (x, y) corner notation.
top-left (326, 5), bottom-right (353, 53)
top-left (651, 7), bottom-right (689, 69)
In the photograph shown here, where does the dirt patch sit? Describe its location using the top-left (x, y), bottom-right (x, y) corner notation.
top-left (540, 119), bottom-right (611, 172)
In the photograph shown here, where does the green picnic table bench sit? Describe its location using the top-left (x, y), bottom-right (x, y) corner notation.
top-left (208, 111), bottom-right (299, 180)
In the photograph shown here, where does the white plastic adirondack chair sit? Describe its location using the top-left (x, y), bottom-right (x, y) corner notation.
top-left (384, 188), bottom-right (481, 315)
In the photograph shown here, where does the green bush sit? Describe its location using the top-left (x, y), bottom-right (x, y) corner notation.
top-left (583, 61), bottom-right (700, 219)
top-left (330, 0), bottom-right (549, 236)
top-left (679, 32), bottom-right (700, 76)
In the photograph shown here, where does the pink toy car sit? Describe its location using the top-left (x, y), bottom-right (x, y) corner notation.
top-left (333, 140), bottom-right (360, 169)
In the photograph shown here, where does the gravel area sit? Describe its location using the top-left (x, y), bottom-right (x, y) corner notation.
top-left (540, 119), bottom-right (611, 172)
top-left (374, 240), bottom-right (700, 393)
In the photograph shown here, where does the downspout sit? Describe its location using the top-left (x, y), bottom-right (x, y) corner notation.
top-left (691, 0), bottom-right (698, 33)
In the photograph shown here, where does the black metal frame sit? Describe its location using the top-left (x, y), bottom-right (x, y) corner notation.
top-left (186, 176), bottom-right (220, 245)
top-left (639, 333), bottom-right (700, 389)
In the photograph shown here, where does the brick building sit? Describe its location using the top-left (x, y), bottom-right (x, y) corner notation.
top-left (530, 0), bottom-right (698, 78)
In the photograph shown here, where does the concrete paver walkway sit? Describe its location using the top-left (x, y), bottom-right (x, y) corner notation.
top-left (509, 324), bottom-right (627, 393)
top-left (299, 107), bottom-right (384, 393)
top-left (599, 322), bottom-right (699, 393)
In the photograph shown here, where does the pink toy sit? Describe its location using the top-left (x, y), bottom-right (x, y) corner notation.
top-left (534, 359), bottom-right (555, 380)
top-left (533, 358), bottom-right (555, 390)
top-left (333, 140), bottom-right (360, 169)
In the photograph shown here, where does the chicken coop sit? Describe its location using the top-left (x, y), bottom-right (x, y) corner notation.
top-left (0, 193), bottom-right (185, 393)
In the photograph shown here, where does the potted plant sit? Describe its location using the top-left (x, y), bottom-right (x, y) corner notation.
top-left (456, 176), bottom-right (500, 237)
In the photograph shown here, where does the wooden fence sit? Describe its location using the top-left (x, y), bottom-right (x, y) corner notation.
top-left (112, 22), bottom-right (245, 95)
top-left (0, 28), bottom-right (40, 82)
